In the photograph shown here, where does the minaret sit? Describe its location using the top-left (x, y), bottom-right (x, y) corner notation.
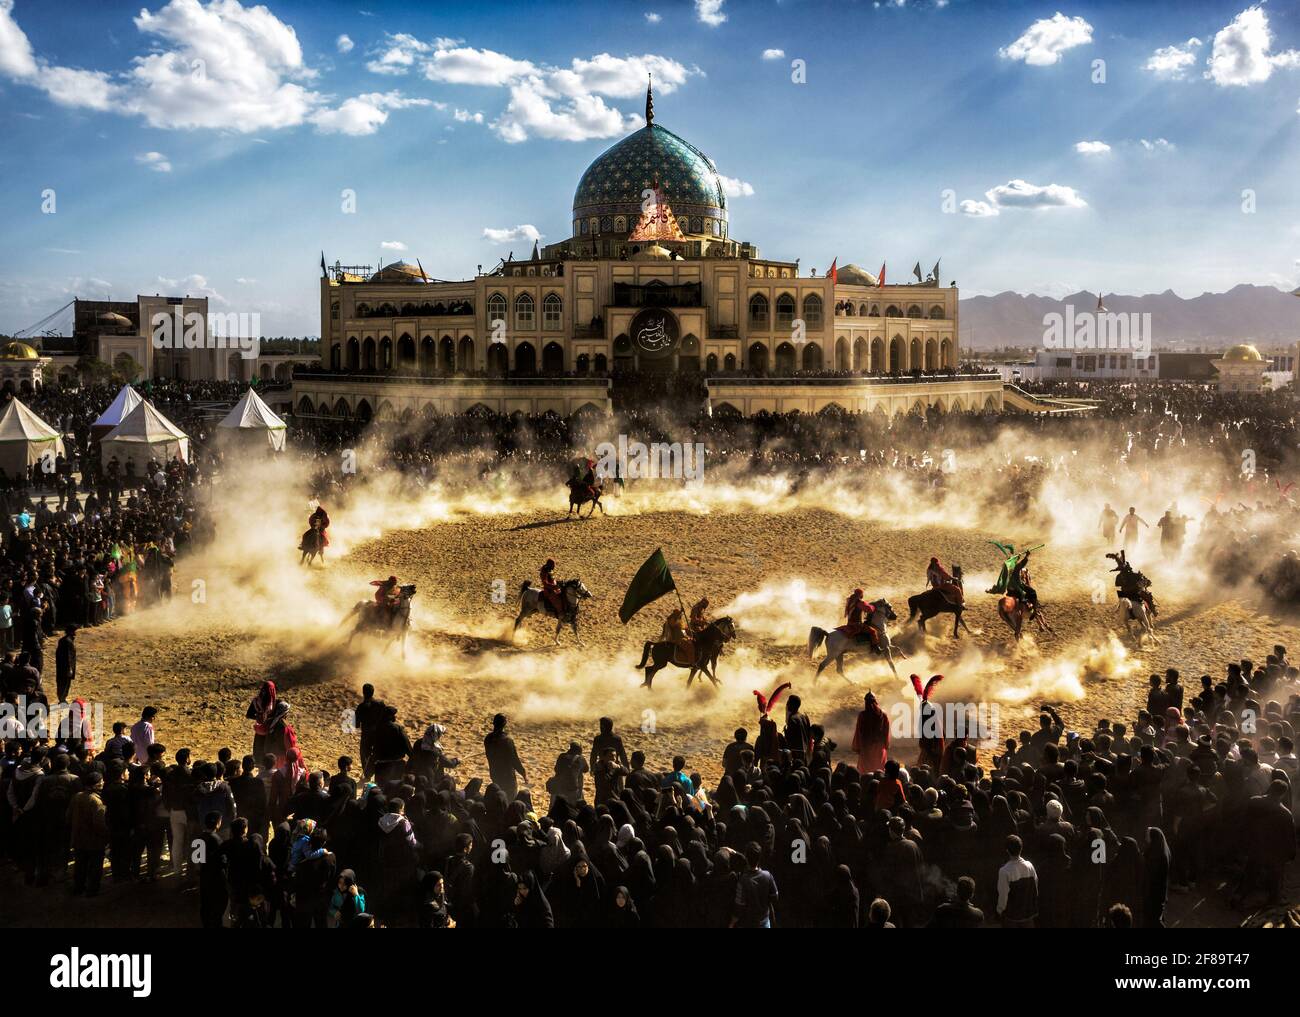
top-left (645, 73), bottom-right (654, 126)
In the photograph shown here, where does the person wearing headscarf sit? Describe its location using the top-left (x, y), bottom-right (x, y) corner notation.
top-left (608, 884), bottom-right (641, 928)
top-left (246, 680), bottom-right (276, 763)
top-left (852, 692), bottom-right (890, 774)
top-left (1142, 826), bottom-right (1171, 928)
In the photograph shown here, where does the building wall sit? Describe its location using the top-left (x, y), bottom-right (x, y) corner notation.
top-left (319, 259), bottom-right (960, 378)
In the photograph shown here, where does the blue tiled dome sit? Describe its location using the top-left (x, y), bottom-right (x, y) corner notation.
top-left (572, 123), bottom-right (727, 233)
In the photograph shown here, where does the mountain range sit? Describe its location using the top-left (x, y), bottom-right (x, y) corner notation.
top-left (958, 284), bottom-right (1300, 350)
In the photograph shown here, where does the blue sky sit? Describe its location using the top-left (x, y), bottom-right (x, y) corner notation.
top-left (1, 0), bottom-right (1298, 337)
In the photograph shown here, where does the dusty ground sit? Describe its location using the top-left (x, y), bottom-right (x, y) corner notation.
top-left (6, 490), bottom-right (1299, 927)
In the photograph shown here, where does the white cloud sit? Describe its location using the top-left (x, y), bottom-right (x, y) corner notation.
top-left (494, 77), bottom-right (639, 143)
top-left (1144, 38), bottom-right (1201, 78)
top-left (453, 108), bottom-right (483, 123)
top-left (1139, 137), bottom-right (1175, 152)
top-left (1205, 6), bottom-right (1300, 87)
top-left (999, 13), bottom-right (1093, 66)
top-left (1074, 140), bottom-right (1110, 154)
top-left (645, 11), bottom-right (661, 24)
top-left (423, 44), bottom-right (537, 85)
top-left (482, 225), bottom-right (542, 244)
top-left (156, 273), bottom-right (224, 303)
top-left (762, 48), bottom-right (785, 61)
top-left (549, 53), bottom-right (692, 98)
top-left (0, 0), bottom-right (432, 137)
top-left (719, 174), bottom-right (753, 197)
top-left (310, 91), bottom-right (431, 136)
top-left (336, 34), bottom-right (354, 54)
top-left (695, 0), bottom-right (727, 27)
top-left (960, 199), bottom-right (1000, 218)
top-left (135, 150), bottom-right (172, 172)
top-left (234, 276), bottom-right (257, 284)
top-left (380, 240), bottom-right (407, 251)
top-left (985, 178), bottom-right (1087, 209)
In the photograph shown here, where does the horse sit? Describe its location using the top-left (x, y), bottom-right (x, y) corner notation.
top-left (299, 526), bottom-right (326, 566)
top-left (567, 478), bottom-right (605, 518)
top-left (515, 577), bottom-right (594, 644)
top-left (346, 584), bottom-right (416, 659)
top-left (907, 566), bottom-right (969, 638)
top-left (1116, 596), bottom-right (1160, 644)
top-left (637, 617), bottom-right (736, 689)
top-left (807, 599), bottom-right (902, 683)
top-left (997, 594), bottom-right (1053, 642)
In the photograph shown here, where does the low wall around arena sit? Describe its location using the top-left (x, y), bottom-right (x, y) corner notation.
top-left (704, 374), bottom-right (1006, 416)
top-left (289, 372), bottom-right (613, 421)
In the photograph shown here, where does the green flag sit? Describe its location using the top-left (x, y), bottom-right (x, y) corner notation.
top-left (619, 548), bottom-right (677, 624)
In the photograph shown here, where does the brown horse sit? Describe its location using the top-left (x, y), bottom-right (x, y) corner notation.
top-left (997, 594), bottom-right (1053, 642)
top-left (637, 617), bottom-right (736, 689)
top-left (567, 478), bottom-right (604, 518)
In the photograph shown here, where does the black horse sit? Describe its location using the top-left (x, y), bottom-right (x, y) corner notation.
top-left (636, 617), bottom-right (736, 689)
top-left (907, 565), bottom-right (970, 638)
top-left (347, 585), bottom-right (416, 658)
top-left (567, 478), bottom-right (605, 518)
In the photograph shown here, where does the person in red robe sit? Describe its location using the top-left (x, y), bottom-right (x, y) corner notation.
top-left (851, 691), bottom-right (890, 774)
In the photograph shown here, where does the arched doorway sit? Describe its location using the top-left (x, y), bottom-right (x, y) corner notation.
top-left (748, 342), bottom-right (768, 374)
top-left (398, 334), bottom-right (416, 372)
top-left (346, 338), bottom-right (360, 370)
top-left (420, 336), bottom-right (434, 374)
top-left (836, 337), bottom-right (849, 372)
top-left (542, 341), bottom-right (564, 374)
top-left (458, 337), bottom-right (474, 373)
top-left (925, 338), bottom-right (938, 372)
top-left (487, 342), bottom-right (508, 376)
top-left (801, 342), bottom-right (823, 371)
top-left (889, 337), bottom-right (902, 374)
top-left (439, 336), bottom-right (455, 374)
top-left (362, 337), bottom-right (376, 371)
top-left (774, 342), bottom-right (796, 374)
top-left (515, 342), bottom-right (536, 375)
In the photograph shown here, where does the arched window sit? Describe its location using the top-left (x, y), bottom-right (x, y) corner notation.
top-left (776, 294), bottom-right (795, 329)
top-left (775, 342), bottom-right (796, 374)
top-left (706, 353), bottom-right (719, 373)
top-left (749, 294), bottom-right (769, 327)
top-left (487, 293), bottom-right (507, 325)
top-left (907, 304), bottom-right (923, 318)
top-left (885, 305), bottom-right (901, 318)
top-left (802, 342), bottom-right (823, 371)
top-left (543, 293), bottom-right (562, 330)
top-left (515, 293), bottom-right (534, 329)
top-left (748, 342), bottom-right (769, 374)
top-left (929, 305), bottom-right (945, 319)
top-left (802, 293), bottom-right (823, 328)
top-left (724, 353), bottom-right (736, 371)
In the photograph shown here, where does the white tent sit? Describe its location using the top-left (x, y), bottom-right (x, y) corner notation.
top-left (0, 398), bottom-right (65, 478)
top-left (100, 400), bottom-right (190, 474)
top-left (90, 384), bottom-right (143, 440)
top-left (216, 387), bottom-right (288, 452)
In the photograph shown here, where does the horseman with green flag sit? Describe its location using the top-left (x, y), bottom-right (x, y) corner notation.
top-left (986, 541), bottom-right (1044, 596)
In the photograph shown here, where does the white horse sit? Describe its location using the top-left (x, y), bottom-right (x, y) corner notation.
top-left (515, 578), bottom-right (594, 644)
top-left (1116, 597), bottom-right (1159, 644)
top-left (807, 599), bottom-right (902, 683)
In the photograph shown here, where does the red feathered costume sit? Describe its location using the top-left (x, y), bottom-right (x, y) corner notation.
top-left (911, 673), bottom-right (945, 771)
top-left (851, 692), bottom-right (890, 774)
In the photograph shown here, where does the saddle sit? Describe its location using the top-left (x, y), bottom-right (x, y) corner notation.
top-left (936, 582), bottom-right (964, 606)
top-left (836, 624), bottom-right (881, 651)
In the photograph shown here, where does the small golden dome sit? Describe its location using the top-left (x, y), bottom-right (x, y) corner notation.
top-left (1219, 343), bottom-right (1264, 363)
top-left (0, 342), bottom-right (39, 361)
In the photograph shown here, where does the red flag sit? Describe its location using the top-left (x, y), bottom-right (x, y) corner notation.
top-left (877, 262), bottom-right (886, 287)
top-left (828, 258), bottom-right (837, 285)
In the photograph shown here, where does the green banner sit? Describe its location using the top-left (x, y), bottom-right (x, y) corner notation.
top-left (619, 548), bottom-right (677, 624)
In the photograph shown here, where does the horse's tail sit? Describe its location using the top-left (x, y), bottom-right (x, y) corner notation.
top-left (906, 595), bottom-right (920, 621)
top-left (519, 580), bottom-right (532, 600)
top-left (636, 641), bottom-right (654, 668)
top-left (808, 626), bottom-right (827, 658)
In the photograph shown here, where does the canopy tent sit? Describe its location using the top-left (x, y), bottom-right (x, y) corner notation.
top-left (90, 384), bottom-right (143, 441)
top-left (215, 387), bottom-right (288, 452)
top-left (0, 398), bottom-right (65, 479)
top-left (100, 400), bottom-right (190, 474)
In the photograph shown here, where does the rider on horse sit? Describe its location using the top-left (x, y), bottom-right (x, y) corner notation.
top-left (571, 455), bottom-right (599, 501)
top-left (309, 505), bottom-right (331, 546)
top-left (369, 575), bottom-right (402, 625)
top-left (662, 607), bottom-right (694, 664)
top-left (1008, 552), bottom-right (1039, 615)
top-left (926, 557), bottom-right (963, 604)
top-left (689, 596), bottom-right (711, 635)
top-left (540, 558), bottom-right (567, 618)
top-left (841, 588), bottom-right (881, 651)
top-left (1109, 550), bottom-right (1157, 616)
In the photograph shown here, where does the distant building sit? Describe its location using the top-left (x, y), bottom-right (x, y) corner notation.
top-left (1211, 343), bottom-right (1268, 393)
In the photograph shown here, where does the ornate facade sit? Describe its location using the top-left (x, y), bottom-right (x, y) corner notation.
top-left (303, 86), bottom-right (975, 419)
